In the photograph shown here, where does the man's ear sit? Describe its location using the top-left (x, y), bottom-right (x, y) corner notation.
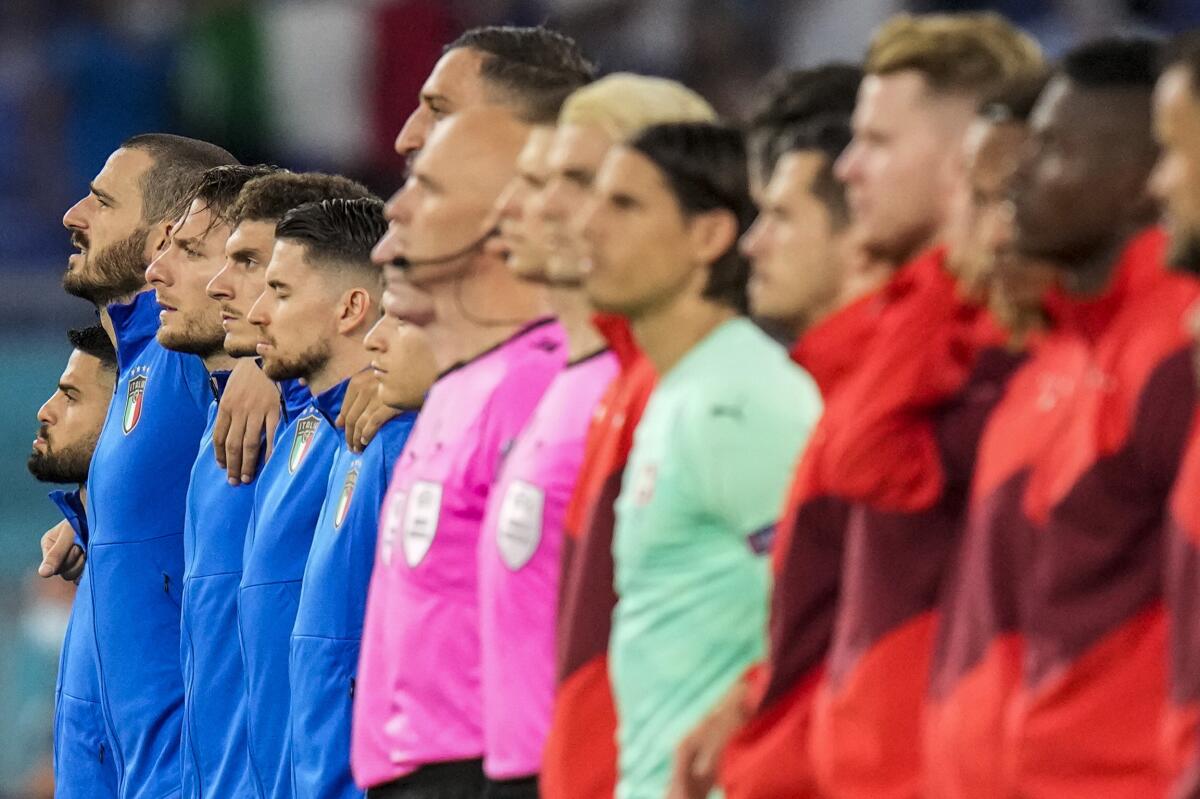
top-left (145, 220), bottom-right (173, 261)
top-left (687, 208), bottom-right (740, 267)
top-left (337, 287), bottom-right (375, 335)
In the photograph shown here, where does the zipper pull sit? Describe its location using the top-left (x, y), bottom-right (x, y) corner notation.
top-left (163, 573), bottom-right (170, 595)
top-left (99, 743), bottom-right (105, 764)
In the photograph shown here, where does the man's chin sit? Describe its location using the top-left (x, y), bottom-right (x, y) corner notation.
top-left (225, 341), bottom-right (261, 359)
top-left (261, 359), bottom-right (305, 383)
top-left (156, 327), bottom-right (225, 358)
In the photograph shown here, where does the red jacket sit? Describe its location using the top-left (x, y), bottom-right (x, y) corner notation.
top-left (807, 248), bottom-right (1016, 799)
top-left (1007, 228), bottom-right (1198, 798)
top-left (923, 327), bottom-right (1067, 799)
top-left (720, 289), bottom-right (885, 799)
top-left (1166, 425), bottom-right (1200, 798)
top-left (542, 315), bottom-right (656, 799)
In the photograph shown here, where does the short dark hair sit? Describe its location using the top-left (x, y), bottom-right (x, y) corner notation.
top-left (1163, 29), bottom-right (1200, 87)
top-left (446, 25), bottom-right (597, 123)
top-left (774, 115), bottom-right (853, 229)
top-left (628, 122), bottom-right (755, 314)
top-left (120, 133), bottom-right (238, 225)
top-left (230, 171), bottom-right (372, 227)
top-left (68, 325), bottom-right (117, 372)
top-left (1060, 36), bottom-right (1162, 90)
top-left (275, 198), bottom-right (387, 274)
top-left (979, 73), bottom-right (1049, 123)
top-left (174, 164), bottom-right (282, 234)
top-left (747, 63), bottom-right (861, 180)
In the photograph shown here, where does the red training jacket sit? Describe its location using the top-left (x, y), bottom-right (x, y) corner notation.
top-left (1006, 228), bottom-right (1199, 798)
top-left (541, 315), bottom-right (656, 799)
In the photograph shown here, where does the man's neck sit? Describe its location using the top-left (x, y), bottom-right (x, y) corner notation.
top-left (306, 339), bottom-right (373, 395)
top-left (548, 285), bottom-right (604, 362)
top-left (424, 268), bottom-right (548, 371)
top-left (96, 285), bottom-right (150, 346)
top-left (1057, 234), bottom-right (1128, 299)
top-left (204, 352), bottom-right (238, 373)
top-left (77, 484), bottom-right (87, 505)
top-left (632, 292), bottom-right (736, 375)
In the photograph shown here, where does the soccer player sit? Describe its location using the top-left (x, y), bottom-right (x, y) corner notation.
top-left (918, 79), bottom-right (1050, 799)
top-left (1155, 31), bottom-right (1200, 796)
top-left (473, 120), bottom-right (620, 798)
top-left (534, 74), bottom-right (716, 799)
top-left (60, 133), bottom-right (236, 799)
top-left (1001, 38), bottom-right (1198, 797)
top-left (741, 115), bottom-right (857, 346)
top-left (354, 107), bottom-right (564, 798)
top-left (671, 109), bottom-right (862, 799)
top-left (288, 200), bottom-right (418, 799)
top-left (580, 121), bottom-right (823, 799)
top-left (240, 196), bottom-right (386, 798)
top-left (27, 326), bottom-right (117, 799)
top-left (787, 17), bottom-right (1042, 799)
top-left (144, 163), bottom-right (279, 798)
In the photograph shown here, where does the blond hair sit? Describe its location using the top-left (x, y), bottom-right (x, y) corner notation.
top-left (866, 13), bottom-right (1044, 97)
top-left (558, 73), bottom-right (717, 141)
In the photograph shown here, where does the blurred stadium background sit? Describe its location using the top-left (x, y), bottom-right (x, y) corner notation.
top-left (2, 0), bottom-right (1198, 795)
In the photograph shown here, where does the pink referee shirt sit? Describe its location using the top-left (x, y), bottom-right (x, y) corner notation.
top-left (479, 349), bottom-right (619, 779)
top-left (352, 319), bottom-right (566, 788)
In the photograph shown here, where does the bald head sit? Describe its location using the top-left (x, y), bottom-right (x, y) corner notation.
top-left (376, 107), bottom-right (531, 282)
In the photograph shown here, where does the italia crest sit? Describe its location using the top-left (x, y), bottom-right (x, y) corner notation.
top-left (123, 374), bottom-right (147, 434)
top-left (334, 462), bottom-right (361, 528)
top-left (288, 415), bottom-right (320, 473)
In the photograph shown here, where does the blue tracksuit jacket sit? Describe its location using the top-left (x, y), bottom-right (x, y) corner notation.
top-left (239, 379), bottom-right (341, 798)
top-left (289, 391), bottom-right (416, 799)
top-left (49, 488), bottom-right (119, 799)
top-left (81, 289), bottom-right (210, 799)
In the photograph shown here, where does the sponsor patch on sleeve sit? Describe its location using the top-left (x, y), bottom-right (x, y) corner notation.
top-left (745, 523), bottom-right (776, 556)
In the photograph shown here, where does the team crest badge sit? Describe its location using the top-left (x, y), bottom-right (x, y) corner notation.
top-left (334, 462), bottom-right (361, 528)
top-left (288, 415), bottom-right (320, 473)
top-left (123, 374), bottom-right (147, 434)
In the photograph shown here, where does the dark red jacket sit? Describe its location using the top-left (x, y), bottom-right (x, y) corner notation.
top-left (1166, 425), bottom-right (1200, 799)
top-left (805, 248), bottom-right (1017, 799)
top-left (720, 289), bottom-right (884, 799)
top-left (923, 327), bottom-right (1067, 799)
top-left (542, 315), bottom-right (655, 799)
top-left (1007, 228), bottom-right (1198, 798)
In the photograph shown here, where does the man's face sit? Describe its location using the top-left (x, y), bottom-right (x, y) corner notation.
top-left (62, 147), bottom-right (157, 305)
top-left (375, 108), bottom-right (527, 286)
top-left (28, 350), bottom-right (113, 484)
top-left (741, 150), bottom-right (846, 330)
top-left (145, 199), bottom-right (229, 357)
top-left (835, 71), bottom-right (966, 264)
top-left (945, 118), bottom-right (1028, 299)
top-left (580, 146), bottom-right (698, 318)
top-left (1012, 76), bottom-right (1152, 263)
top-left (363, 312), bottom-right (438, 410)
top-left (496, 126), bottom-right (557, 282)
top-left (541, 123), bottom-right (614, 285)
top-left (247, 241), bottom-right (337, 382)
top-left (394, 47), bottom-right (491, 161)
top-left (1152, 66), bottom-right (1200, 269)
top-left (206, 220), bottom-right (276, 358)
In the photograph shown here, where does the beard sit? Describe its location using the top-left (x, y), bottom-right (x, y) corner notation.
top-left (262, 337), bottom-right (332, 383)
top-left (63, 227), bottom-right (151, 306)
top-left (157, 311), bottom-right (227, 359)
top-left (27, 434), bottom-right (92, 485)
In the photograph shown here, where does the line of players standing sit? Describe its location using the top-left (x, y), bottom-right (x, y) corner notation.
top-left (23, 12), bottom-right (1200, 799)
